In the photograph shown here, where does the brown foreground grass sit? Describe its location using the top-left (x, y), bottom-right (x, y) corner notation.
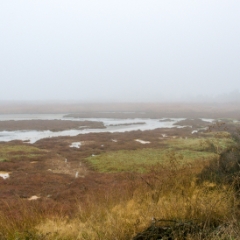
top-left (1, 152), bottom-right (240, 239)
top-left (36, 160), bottom-right (240, 240)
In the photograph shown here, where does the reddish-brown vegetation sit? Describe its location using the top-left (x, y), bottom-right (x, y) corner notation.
top-left (0, 120), bottom-right (105, 131)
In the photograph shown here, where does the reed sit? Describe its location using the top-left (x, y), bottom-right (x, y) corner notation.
top-left (35, 157), bottom-right (239, 239)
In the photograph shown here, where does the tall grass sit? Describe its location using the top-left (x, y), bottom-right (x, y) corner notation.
top-left (35, 157), bottom-right (239, 240)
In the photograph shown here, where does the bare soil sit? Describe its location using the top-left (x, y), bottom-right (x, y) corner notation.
top-left (174, 118), bottom-right (211, 128)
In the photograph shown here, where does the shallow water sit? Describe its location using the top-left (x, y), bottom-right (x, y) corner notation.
top-left (0, 114), bottom-right (212, 143)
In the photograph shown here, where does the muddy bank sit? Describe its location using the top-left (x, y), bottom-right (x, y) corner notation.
top-left (174, 118), bottom-right (212, 128)
top-left (65, 111), bottom-right (240, 119)
top-left (0, 120), bottom-right (105, 131)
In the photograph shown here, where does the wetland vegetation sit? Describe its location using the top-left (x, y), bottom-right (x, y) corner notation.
top-left (0, 120), bottom-right (105, 132)
top-left (0, 104), bottom-right (240, 239)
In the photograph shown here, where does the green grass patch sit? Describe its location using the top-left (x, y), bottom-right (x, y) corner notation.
top-left (87, 133), bottom-right (235, 173)
top-left (86, 148), bottom-right (218, 173)
top-left (0, 158), bottom-right (7, 162)
top-left (166, 135), bottom-right (235, 153)
top-left (0, 144), bottom-right (45, 162)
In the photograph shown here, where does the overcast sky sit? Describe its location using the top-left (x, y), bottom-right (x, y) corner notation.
top-left (0, 1), bottom-right (240, 102)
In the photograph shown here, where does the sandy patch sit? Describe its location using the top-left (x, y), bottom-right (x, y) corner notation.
top-left (28, 195), bottom-right (40, 201)
top-left (47, 156), bottom-right (87, 178)
top-left (135, 139), bottom-right (150, 144)
top-left (70, 142), bottom-right (81, 148)
top-left (0, 171), bottom-right (10, 180)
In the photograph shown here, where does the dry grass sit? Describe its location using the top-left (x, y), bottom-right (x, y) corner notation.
top-left (35, 159), bottom-right (239, 240)
top-left (0, 159), bottom-right (239, 239)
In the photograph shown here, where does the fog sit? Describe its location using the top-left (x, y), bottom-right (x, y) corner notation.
top-left (1, 1), bottom-right (240, 102)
